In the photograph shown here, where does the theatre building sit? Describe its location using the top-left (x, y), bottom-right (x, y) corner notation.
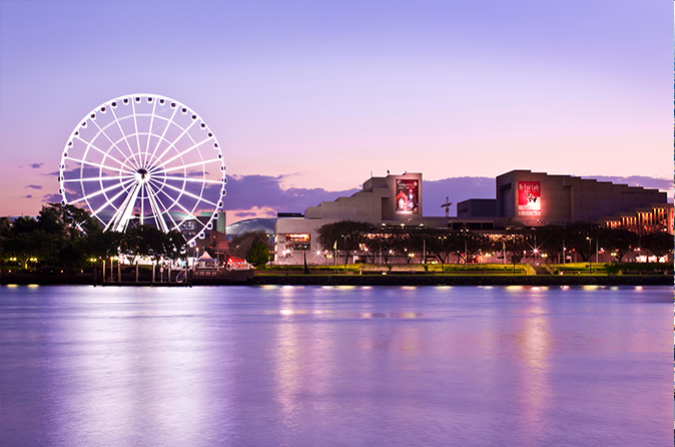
top-left (274, 170), bottom-right (672, 264)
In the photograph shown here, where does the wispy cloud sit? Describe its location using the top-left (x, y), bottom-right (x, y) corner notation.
top-left (26, 185), bottom-right (43, 190)
top-left (584, 175), bottom-right (673, 193)
top-left (223, 174), bottom-right (360, 213)
top-left (23, 195), bottom-right (33, 199)
top-left (42, 193), bottom-right (61, 203)
top-left (28, 163), bottom-right (44, 169)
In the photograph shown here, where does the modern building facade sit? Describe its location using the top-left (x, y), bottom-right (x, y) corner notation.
top-left (275, 170), bottom-right (672, 264)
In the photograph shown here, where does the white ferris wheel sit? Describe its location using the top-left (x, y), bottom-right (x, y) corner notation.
top-left (58, 94), bottom-right (226, 246)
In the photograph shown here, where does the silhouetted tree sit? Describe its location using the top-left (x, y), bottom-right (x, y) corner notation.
top-left (316, 221), bottom-right (373, 266)
top-left (641, 232), bottom-right (673, 259)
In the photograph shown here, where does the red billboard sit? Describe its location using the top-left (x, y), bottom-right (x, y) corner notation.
top-left (517, 181), bottom-right (541, 216)
top-left (396, 179), bottom-right (419, 214)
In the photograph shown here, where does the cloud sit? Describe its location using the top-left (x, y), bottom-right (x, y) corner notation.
top-left (584, 175), bottom-right (673, 193)
top-left (221, 174), bottom-right (674, 220)
top-left (220, 175), bottom-right (494, 219)
top-left (29, 163), bottom-right (44, 169)
top-left (223, 174), bottom-right (360, 213)
top-left (42, 193), bottom-right (61, 203)
top-left (26, 185), bottom-right (43, 190)
top-left (187, 170), bottom-right (209, 178)
top-left (23, 195), bottom-right (33, 199)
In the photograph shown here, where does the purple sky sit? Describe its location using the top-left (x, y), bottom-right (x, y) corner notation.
top-left (0, 1), bottom-right (672, 223)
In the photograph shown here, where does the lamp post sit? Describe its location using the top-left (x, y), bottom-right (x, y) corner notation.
top-left (460, 228), bottom-right (469, 266)
top-left (595, 239), bottom-right (599, 267)
top-left (586, 236), bottom-right (592, 275)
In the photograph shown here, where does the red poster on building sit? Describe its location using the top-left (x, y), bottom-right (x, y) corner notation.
top-left (395, 179), bottom-right (419, 214)
top-left (517, 181), bottom-right (541, 216)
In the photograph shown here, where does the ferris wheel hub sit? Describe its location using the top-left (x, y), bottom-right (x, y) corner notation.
top-left (135, 168), bottom-right (150, 183)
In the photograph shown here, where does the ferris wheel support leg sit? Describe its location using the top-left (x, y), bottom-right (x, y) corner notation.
top-left (146, 183), bottom-right (169, 233)
top-left (112, 182), bottom-right (142, 232)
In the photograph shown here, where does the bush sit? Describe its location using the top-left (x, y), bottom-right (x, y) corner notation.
top-left (246, 240), bottom-right (270, 267)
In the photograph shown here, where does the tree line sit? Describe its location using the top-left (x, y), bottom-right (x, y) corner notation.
top-left (315, 220), bottom-right (673, 267)
top-left (0, 203), bottom-right (187, 271)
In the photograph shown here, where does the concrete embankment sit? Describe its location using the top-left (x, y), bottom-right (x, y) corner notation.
top-left (248, 274), bottom-right (672, 287)
top-left (3, 272), bottom-right (669, 287)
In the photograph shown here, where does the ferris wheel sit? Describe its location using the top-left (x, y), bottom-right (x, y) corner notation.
top-left (58, 94), bottom-right (226, 246)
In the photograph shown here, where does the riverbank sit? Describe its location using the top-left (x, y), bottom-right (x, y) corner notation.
top-left (1, 271), bottom-right (671, 286)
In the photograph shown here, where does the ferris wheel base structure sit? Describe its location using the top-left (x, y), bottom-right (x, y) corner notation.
top-left (58, 94), bottom-right (226, 247)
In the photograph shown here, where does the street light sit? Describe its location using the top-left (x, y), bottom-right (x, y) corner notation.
top-left (586, 236), bottom-right (592, 275)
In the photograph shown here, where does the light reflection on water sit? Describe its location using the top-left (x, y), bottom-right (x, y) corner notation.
top-left (0, 285), bottom-right (671, 447)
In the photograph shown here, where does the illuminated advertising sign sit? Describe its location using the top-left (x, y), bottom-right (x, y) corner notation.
top-left (285, 233), bottom-right (310, 250)
top-left (517, 181), bottom-right (541, 216)
top-left (395, 179), bottom-right (419, 214)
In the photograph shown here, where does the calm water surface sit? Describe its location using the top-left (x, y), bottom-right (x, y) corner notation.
top-left (0, 285), bottom-right (671, 447)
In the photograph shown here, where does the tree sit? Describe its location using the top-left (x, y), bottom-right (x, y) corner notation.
top-left (164, 230), bottom-right (187, 263)
top-left (641, 232), bottom-right (673, 260)
top-left (500, 233), bottom-right (529, 266)
top-left (87, 230), bottom-right (124, 261)
top-left (369, 230), bottom-right (400, 265)
top-left (424, 230), bottom-right (454, 269)
top-left (246, 239), bottom-right (270, 267)
top-left (229, 230), bottom-right (270, 260)
top-left (316, 221), bottom-right (373, 266)
top-left (1, 230), bottom-right (55, 270)
top-left (599, 228), bottom-right (637, 262)
top-left (0, 215), bottom-right (55, 269)
top-left (559, 222), bottom-right (602, 262)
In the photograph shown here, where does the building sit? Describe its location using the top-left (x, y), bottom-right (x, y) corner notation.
top-left (274, 170), bottom-right (672, 264)
top-left (183, 212), bottom-right (227, 254)
top-left (457, 170), bottom-right (669, 229)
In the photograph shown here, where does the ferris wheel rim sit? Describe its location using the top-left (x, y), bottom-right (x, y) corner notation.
top-left (58, 93), bottom-right (226, 246)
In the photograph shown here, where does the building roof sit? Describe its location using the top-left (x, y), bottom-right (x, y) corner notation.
top-left (226, 218), bottom-right (277, 240)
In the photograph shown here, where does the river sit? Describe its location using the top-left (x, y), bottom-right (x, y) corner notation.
top-left (0, 285), bottom-right (671, 446)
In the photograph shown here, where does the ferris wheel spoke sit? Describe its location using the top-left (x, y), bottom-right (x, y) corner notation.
top-left (110, 107), bottom-right (141, 169)
top-left (154, 158), bottom-right (223, 174)
top-left (148, 106), bottom-right (178, 165)
top-left (110, 181), bottom-right (142, 232)
top-left (73, 136), bottom-right (129, 168)
top-left (153, 136), bottom-right (214, 169)
top-left (69, 177), bottom-right (136, 205)
top-left (140, 183), bottom-right (145, 226)
top-left (149, 179), bottom-right (205, 230)
top-left (143, 100), bottom-right (158, 168)
top-left (146, 182), bottom-right (181, 231)
top-left (131, 100), bottom-right (143, 167)
top-left (152, 180), bottom-right (218, 207)
top-left (86, 121), bottom-right (136, 167)
top-left (66, 157), bottom-right (136, 175)
top-left (143, 181), bottom-right (169, 233)
top-left (90, 183), bottom-right (134, 219)
top-left (162, 176), bottom-right (223, 184)
top-left (153, 119), bottom-right (199, 165)
top-left (64, 175), bottom-right (134, 183)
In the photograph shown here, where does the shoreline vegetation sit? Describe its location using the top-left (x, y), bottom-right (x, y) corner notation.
top-left (1, 262), bottom-right (671, 287)
top-left (1, 204), bottom-right (672, 288)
